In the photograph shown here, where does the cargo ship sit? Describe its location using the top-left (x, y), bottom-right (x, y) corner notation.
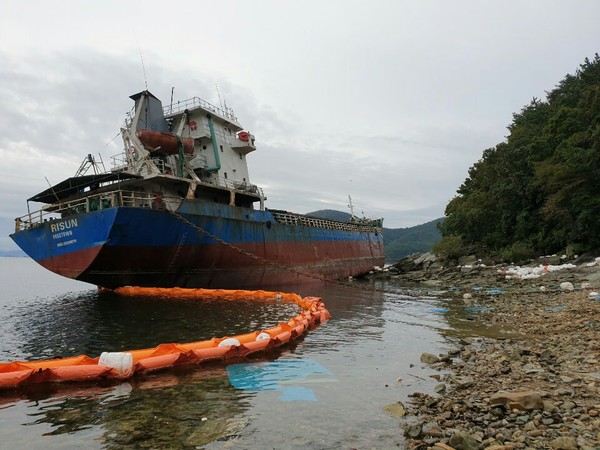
top-left (10, 90), bottom-right (384, 289)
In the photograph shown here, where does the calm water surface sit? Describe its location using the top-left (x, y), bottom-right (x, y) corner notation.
top-left (0, 257), bottom-right (461, 449)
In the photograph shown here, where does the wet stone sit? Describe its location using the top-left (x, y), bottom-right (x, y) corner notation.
top-left (403, 422), bottom-right (422, 439)
top-left (435, 383), bottom-right (447, 394)
top-left (421, 352), bottom-right (441, 364)
top-left (383, 401), bottom-right (406, 417)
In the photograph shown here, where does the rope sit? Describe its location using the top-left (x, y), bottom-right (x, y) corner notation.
top-left (166, 209), bottom-right (423, 298)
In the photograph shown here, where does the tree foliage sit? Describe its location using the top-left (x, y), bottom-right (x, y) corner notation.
top-left (440, 54), bottom-right (600, 257)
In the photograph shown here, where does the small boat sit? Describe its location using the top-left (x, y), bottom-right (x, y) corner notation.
top-left (10, 89), bottom-right (384, 289)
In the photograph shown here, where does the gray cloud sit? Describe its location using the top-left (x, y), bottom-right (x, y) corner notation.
top-left (2, 1), bottom-right (600, 252)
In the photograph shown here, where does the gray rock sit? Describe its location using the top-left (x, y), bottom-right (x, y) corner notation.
top-left (449, 431), bottom-right (481, 450)
top-left (489, 391), bottom-right (544, 411)
top-left (414, 252), bottom-right (438, 267)
top-left (403, 422), bottom-right (422, 439)
top-left (515, 414), bottom-right (529, 424)
top-left (458, 255), bottom-right (478, 265)
top-left (421, 352), bottom-right (441, 364)
top-left (543, 400), bottom-right (556, 413)
top-left (453, 376), bottom-right (475, 389)
top-left (422, 421), bottom-right (444, 438)
top-left (562, 401), bottom-right (577, 411)
top-left (550, 436), bottom-right (578, 449)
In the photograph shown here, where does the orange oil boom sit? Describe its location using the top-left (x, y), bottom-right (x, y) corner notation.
top-left (0, 288), bottom-right (330, 390)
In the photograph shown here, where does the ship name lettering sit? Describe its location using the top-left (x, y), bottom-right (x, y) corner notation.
top-left (56, 239), bottom-right (77, 247)
top-left (52, 230), bottom-right (73, 240)
top-left (50, 219), bottom-right (78, 233)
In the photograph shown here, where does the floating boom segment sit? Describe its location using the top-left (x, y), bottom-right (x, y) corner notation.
top-left (0, 289), bottom-right (330, 390)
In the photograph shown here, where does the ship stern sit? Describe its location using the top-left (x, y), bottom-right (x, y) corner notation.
top-left (10, 208), bottom-right (119, 280)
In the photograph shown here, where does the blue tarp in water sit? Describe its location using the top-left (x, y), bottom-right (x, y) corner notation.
top-left (226, 359), bottom-right (333, 401)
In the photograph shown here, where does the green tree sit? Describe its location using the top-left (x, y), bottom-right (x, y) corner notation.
top-left (440, 54), bottom-right (600, 258)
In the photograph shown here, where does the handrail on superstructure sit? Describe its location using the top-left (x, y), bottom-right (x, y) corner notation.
top-left (163, 96), bottom-right (238, 123)
top-left (110, 152), bottom-right (264, 197)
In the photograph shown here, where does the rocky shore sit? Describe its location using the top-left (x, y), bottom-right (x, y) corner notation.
top-left (378, 253), bottom-right (600, 449)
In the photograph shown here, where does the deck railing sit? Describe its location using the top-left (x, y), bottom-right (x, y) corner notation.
top-left (14, 190), bottom-right (182, 232)
top-left (163, 97), bottom-right (238, 122)
top-left (207, 176), bottom-right (263, 197)
top-left (270, 210), bottom-right (382, 233)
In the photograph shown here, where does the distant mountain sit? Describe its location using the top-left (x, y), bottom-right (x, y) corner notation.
top-left (307, 210), bottom-right (443, 262)
top-left (0, 249), bottom-right (26, 257)
top-left (382, 218), bottom-right (443, 262)
top-left (306, 209), bottom-right (354, 222)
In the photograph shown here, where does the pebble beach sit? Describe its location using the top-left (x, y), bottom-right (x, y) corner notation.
top-left (380, 254), bottom-right (600, 449)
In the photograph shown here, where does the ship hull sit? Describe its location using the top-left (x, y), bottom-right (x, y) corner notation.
top-left (11, 201), bottom-right (384, 289)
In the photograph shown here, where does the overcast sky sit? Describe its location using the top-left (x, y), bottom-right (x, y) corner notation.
top-left (1, 1), bottom-right (599, 251)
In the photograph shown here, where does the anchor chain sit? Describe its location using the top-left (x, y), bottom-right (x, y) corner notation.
top-left (167, 209), bottom-right (423, 298)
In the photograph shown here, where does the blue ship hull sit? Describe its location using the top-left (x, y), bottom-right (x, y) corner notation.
top-left (11, 200), bottom-right (385, 289)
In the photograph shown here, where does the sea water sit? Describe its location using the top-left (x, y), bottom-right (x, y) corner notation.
top-left (0, 257), bottom-right (454, 449)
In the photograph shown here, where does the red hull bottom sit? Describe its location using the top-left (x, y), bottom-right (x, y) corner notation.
top-left (42, 240), bottom-right (384, 289)
top-left (38, 246), bottom-right (103, 279)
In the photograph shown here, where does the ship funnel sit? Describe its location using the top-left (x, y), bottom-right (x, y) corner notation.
top-left (129, 90), bottom-right (169, 132)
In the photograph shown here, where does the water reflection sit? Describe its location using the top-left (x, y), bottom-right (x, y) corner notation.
top-left (1, 290), bottom-right (300, 361)
top-left (2, 367), bottom-right (254, 449)
top-left (0, 260), bottom-right (458, 449)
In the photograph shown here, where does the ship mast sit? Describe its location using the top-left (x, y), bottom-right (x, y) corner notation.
top-left (348, 195), bottom-right (355, 220)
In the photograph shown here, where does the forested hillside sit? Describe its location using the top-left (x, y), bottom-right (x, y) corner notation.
top-left (438, 54), bottom-right (600, 261)
top-left (307, 210), bottom-right (441, 262)
top-left (382, 218), bottom-right (442, 262)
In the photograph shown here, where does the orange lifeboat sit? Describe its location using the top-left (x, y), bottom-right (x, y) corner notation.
top-left (136, 129), bottom-right (194, 155)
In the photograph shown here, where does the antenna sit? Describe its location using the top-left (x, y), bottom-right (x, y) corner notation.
top-left (348, 195), bottom-right (355, 218)
top-left (133, 33), bottom-right (148, 90)
top-left (170, 86), bottom-right (174, 112)
top-left (216, 83), bottom-right (223, 109)
top-left (139, 49), bottom-right (148, 90)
